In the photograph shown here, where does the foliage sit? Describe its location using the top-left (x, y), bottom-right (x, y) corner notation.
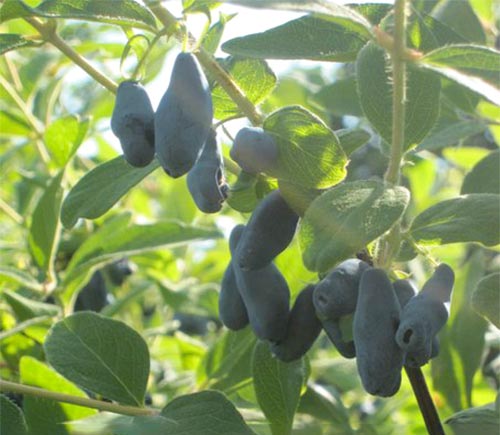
top-left (0, 0), bottom-right (499, 434)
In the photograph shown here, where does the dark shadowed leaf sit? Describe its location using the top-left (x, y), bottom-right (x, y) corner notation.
top-left (314, 77), bottom-right (363, 116)
top-left (0, 33), bottom-right (38, 55)
top-left (356, 42), bottom-right (441, 150)
top-left (461, 149), bottom-right (500, 195)
top-left (0, 395), bottom-right (28, 435)
top-left (471, 273), bottom-right (500, 328)
top-left (337, 128), bottom-right (371, 156)
top-left (44, 312), bottom-right (150, 406)
top-left (299, 180), bottom-right (410, 272)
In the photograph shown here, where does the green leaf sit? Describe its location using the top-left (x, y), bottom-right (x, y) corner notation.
top-left (297, 383), bottom-right (351, 431)
top-left (28, 170), bottom-right (64, 279)
top-left (431, 326), bottom-right (464, 411)
top-left (227, 172), bottom-right (259, 213)
top-left (0, 266), bottom-right (43, 292)
top-left (252, 341), bottom-right (306, 435)
top-left (449, 249), bottom-right (488, 407)
top-left (445, 402), bottom-right (499, 435)
top-left (431, 0), bottom-right (486, 44)
top-left (199, 328), bottom-right (256, 391)
top-left (356, 42), bottom-right (441, 150)
top-left (61, 156), bottom-right (159, 229)
top-left (44, 312), bottom-right (150, 406)
top-left (337, 128), bottom-right (371, 156)
top-left (0, 395), bottom-right (28, 435)
top-left (0, 33), bottom-right (37, 55)
top-left (160, 391), bottom-right (256, 434)
top-left (222, 15), bottom-right (369, 62)
top-left (2, 289), bottom-right (60, 321)
top-left (471, 273), bottom-right (500, 328)
top-left (461, 149), bottom-right (500, 195)
top-left (61, 219), bottom-right (222, 301)
top-left (299, 180), bottom-right (410, 272)
top-left (21, 356), bottom-right (96, 435)
top-left (408, 10), bottom-right (467, 52)
top-left (410, 194), bottom-right (500, 246)
top-left (420, 45), bottom-right (500, 106)
top-left (202, 13), bottom-right (234, 55)
top-left (0, 110), bottom-right (31, 136)
top-left (212, 57), bottom-right (276, 120)
top-left (222, 0), bottom-right (373, 40)
top-left (422, 45), bottom-right (500, 84)
top-left (417, 120), bottom-right (486, 151)
top-left (263, 106), bottom-right (347, 189)
top-left (0, 0), bottom-right (157, 31)
top-left (278, 179), bottom-right (322, 217)
top-left (313, 77), bottom-right (363, 116)
top-left (45, 115), bottom-right (89, 168)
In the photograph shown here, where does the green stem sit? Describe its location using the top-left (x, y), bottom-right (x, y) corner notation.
top-left (385, 0), bottom-right (407, 185)
top-left (0, 380), bottom-right (158, 417)
top-left (0, 74), bottom-right (50, 164)
top-left (145, 1), bottom-right (264, 126)
top-left (0, 198), bottom-right (23, 225)
top-left (24, 17), bottom-right (118, 93)
top-left (381, 4), bottom-right (444, 434)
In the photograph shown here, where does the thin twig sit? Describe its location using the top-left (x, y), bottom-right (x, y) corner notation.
top-left (24, 17), bottom-right (118, 93)
top-left (0, 380), bottom-right (159, 417)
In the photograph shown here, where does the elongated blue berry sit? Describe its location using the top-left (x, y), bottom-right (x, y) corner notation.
top-left (236, 190), bottom-right (299, 271)
top-left (395, 269), bottom-right (450, 366)
top-left (313, 259), bottom-right (370, 320)
top-left (229, 225), bottom-right (290, 342)
top-left (230, 127), bottom-right (278, 174)
top-left (155, 52), bottom-right (213, 177)
top-left (187, 129), bottom-right (228, 213)
top-left (393, 279), bottom-right (440, 367)
top-left (271, 285), bottom-right (322, 362)
top-left (219, 261), bottom-right (249, 330)
top-left (111, 81), bottom-right (155, 167)
top-left (354, 268), bottom-right (404, 397)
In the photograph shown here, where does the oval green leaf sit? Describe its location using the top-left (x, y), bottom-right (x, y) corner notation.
top-left (44, 312), bottom-right (150, 406)
top-left (471, 273), bottom-right (500, 328)
top-left (263, 106), bottom-right (347, 189)
top-left (0, 395), bottom-right (28, 435)
top-left (410, 194), bottom-right (500, 246)
top-left (61, 156), bottom-right (159, 229)
top-left (299, 180), bottom-right (410, 272)
top-left (461, 149), bottom-right (500, 195)
top-left (252, 341), bottom-right (306, 435)
top-left (222, 15), bottom-right (369, 62)
top-left (356, 42), bottom-right (441, 150)
top-left (160, 390), bottom-right (256, 434)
